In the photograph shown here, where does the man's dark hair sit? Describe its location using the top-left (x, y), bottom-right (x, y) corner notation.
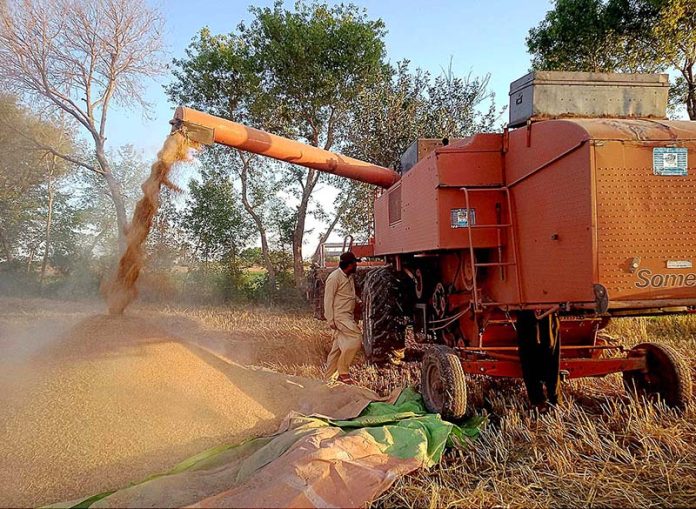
top-left (339, 259), bottom-right (354, 270)
top-left (339, 251), bottom-right (359, 270)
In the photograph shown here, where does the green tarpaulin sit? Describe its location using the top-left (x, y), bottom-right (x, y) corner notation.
top-left (55, 388), bottom-right (484, 509)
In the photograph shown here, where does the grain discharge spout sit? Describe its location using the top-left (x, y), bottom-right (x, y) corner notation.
top-left (171, 107), bottom-right (401, 188)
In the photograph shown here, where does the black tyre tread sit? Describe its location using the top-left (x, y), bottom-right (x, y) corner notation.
top-left (422, 345), bottom-right (467, 420)
top-left (623, 342), bottom-right (693, 410)
top-left (362, 267), bottom-right (406, 363)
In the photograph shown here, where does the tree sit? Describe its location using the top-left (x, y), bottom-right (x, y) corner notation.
top-left (651, 0), bottom-right (696, 118)
top-left (0, 95), bottom-right (74, 265)
top-left (0, 0), bottom-right (166, 250)
top-left (526, 0), bottom-right (696, 119)
top-left (337, 61), bottom-right (503, 240)
top-left (168, 2), bottom-right (387, 288)
top-left (197, 146), bottom-right (288, 301)
top-left (181, 166), bottom-right (254, 266)
top-left (75, 144), bottom-right (150, 257)
top-left (526, 0), bottom-right (666, 73)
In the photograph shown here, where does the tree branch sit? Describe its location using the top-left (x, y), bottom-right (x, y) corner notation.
top-left (11, 127), bottom-right (102, 174)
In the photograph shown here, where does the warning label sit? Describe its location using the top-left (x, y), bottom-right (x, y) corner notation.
top-left (653, 147), bottom-right (688, 176)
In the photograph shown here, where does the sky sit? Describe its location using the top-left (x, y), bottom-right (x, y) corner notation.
top-left (108, 0), bottom-right (555, 253)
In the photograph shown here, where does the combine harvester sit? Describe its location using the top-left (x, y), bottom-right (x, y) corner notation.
top-left (172, 71), bottom-right (695, 417)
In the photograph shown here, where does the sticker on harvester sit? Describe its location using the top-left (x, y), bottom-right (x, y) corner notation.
top-left (667, 260), bottom-right (693, 269)
top-left (450, 208), bottom-right (476, 228)
top-left (653, 147), bottom-right (688, 176)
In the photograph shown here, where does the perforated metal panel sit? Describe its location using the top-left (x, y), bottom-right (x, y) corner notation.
top-left (595, 141), bottom-right (696, 300)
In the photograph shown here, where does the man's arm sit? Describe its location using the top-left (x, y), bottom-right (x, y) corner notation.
top-left (323, 274), bottom-right (338, 328)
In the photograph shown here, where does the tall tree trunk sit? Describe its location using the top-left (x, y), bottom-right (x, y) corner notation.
top-left (40, 156), bottom-right (56, 291)
top-left (292, 168), bottom-right (319, 289)
top-left (26, 245), bottom-right (36, 273)
top-left (681, 62), bottom-right (695, 120)
top-left (95, 145), bottom-right (128, 253)
top-left (311, 200), bottom-right (346, 263)
top-left (0, 229), bottom-right (12, 262)
top-left (239, 157), bottom-right (276, 302)
top-left (258, 227), bottom-right (276, 301)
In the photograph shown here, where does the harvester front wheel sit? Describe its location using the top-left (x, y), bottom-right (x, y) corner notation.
top-left (421, 345), bottom-right (467, 420)
top-left (362, 267), bottom-right (406, 364)
top-left (623, 342), bottom-right (692, 410)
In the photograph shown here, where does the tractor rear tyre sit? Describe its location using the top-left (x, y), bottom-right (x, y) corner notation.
top-left (623, 342), bottom-right (692, 410)
top-left (362, 266), bottom-right (406, 364)
top-left (421, 345), bottom-right (467, 420)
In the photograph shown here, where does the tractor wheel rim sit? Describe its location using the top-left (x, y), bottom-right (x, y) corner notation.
top-left (425, 361), bottom-right (444, 410)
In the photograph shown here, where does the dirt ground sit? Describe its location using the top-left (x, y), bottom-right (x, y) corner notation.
top-left (0, 297), bottom-right (375, 507)
top-left (1, 297), bottom-right (694, 508)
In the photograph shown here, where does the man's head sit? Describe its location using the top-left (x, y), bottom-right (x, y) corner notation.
top-left (339, 251), bottom-right (361, 275)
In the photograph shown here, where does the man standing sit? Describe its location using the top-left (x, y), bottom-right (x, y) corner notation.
top-left (323, 251), bottom-right (362, 384)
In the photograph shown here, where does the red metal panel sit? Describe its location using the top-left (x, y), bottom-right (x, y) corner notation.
top-left (375, 157), bottom-right (500, 255)
top-left (459, 357), bottom-right (645, 378)
top-left (504, 121), bottom-right (595, 304)
top-left (437, 189), bottom-right (501, 250)
top-left (375, 163), bottom-right (440, 254)
top-left (504, 121), bottom-right (591, 185)
top-left (436, 133), bottom-right (504, 187)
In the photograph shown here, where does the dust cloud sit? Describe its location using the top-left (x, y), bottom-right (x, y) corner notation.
top-left (0, 299), bottom-right (373, 507)
top-left (106, 132), bottom-right (198, 314)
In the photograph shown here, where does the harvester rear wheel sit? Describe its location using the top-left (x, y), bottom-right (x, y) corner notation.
top-left (362, 266), bottom-right (406, 364)
top-left (421, 345), bottom-right (467, 420)
top-left (623, 342), bottom-right (692, 410)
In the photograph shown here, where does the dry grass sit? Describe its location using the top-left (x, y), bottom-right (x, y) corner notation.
top-left (3, 299), bottom-right (693, 507)
top-left (197, 308), bottom-right (695, 508)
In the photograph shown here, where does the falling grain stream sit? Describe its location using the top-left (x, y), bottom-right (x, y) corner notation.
top-left (106, 132), bottom-right (196, 315)
top-left (0, 135), bottom-right (376, 506)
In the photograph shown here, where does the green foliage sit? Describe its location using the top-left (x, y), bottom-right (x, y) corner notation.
top-left (0, 96), bottom-right (72, 261)
top-left (182, 165), bottom-right (254, 263)
top-left (168, 1), bottom-right (386, 144)
top-left (527, 0), bottom-right (696, 118)
top-left (527, 0), bottom-right (662, 72)
top-left (241, 1), bottom-right (387, 143)
top-left (650, 0), bottom-right (696, 118)
top-left (337, 61), bottom-right (504, 240)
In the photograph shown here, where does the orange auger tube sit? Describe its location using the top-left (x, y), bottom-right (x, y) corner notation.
top-left (172, 106), bottom-right (401, 188)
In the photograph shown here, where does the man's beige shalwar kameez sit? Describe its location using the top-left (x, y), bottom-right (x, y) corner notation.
top-left (323, 267), bottom-right (362, 378)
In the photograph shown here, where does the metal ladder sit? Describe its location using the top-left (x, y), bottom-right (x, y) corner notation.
top-left (461, 187), bottom-right (523, 312)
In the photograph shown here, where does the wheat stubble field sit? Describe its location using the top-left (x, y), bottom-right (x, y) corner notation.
top-left (0, 297), bottom-right (694, 507)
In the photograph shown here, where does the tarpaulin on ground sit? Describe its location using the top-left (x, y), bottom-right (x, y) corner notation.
top-left (55, 388), bottom-right (484, 509)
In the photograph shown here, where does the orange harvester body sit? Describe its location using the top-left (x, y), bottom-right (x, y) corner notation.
top-left (172, 71), bottom-right (695, 402)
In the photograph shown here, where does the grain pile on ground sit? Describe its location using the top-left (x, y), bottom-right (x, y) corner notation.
top-left (0, 298), bottom-right (379, 507)
top-left (1, 299), bottom-right (694, 507)
top-left (106, 132), bottom-right (197, 315)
